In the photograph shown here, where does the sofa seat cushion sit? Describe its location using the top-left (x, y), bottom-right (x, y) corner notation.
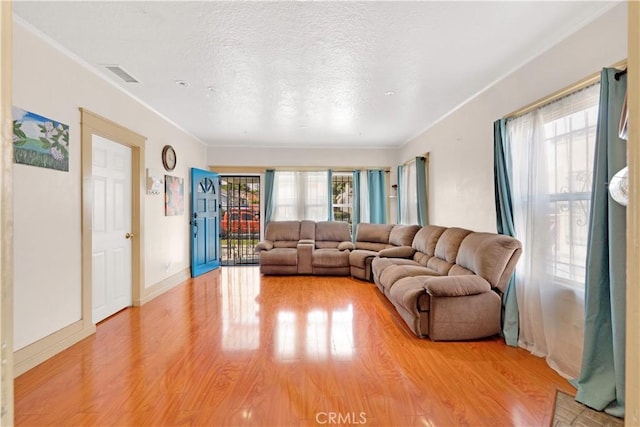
top-left (273, 241), bottom-right (300, 249)
top-left (312, 248), bottom-right (350, 268)
top-left (376, 257), bottom-right (421, 268)
top-left (372, 257), bottom-right (429, 288)
top-left (349, 249), bottom-right (379, 269)
top-left (379, 264), bottom-right (439, 294)
top-left (356, 241), bottom-right (389, 252)
top-left (425, 257), bottom-right (455, 276)
top-left (259, 247), bottom-right (298, 266)
top-left (371, 257), bottom-right (395, 285)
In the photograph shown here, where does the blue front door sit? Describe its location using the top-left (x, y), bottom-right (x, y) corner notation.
top-left (191, 168), bottom-right (220, 277)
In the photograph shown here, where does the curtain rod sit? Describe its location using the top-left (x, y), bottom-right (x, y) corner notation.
top-left (401, 152), bottom-right (429, 166)
top-left (505, 59), bottom-right (627, 119)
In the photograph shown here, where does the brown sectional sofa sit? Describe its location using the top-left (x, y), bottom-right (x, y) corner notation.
top-left (255, 220), bottom-right (354, 275)
top-left (256, 221), bottom-right (522, 342)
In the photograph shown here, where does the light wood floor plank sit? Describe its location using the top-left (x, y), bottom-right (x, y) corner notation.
top-left (15, 267), bottom-right (574, 426)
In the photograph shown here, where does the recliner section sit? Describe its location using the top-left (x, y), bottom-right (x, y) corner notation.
top-left (349, 223), bottom-right (420, 281)
top-left (373, 229), bottom-right (522, 340)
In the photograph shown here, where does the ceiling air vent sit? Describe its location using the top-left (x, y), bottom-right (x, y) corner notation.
top-left (104, 65), bottom-right (139, 83)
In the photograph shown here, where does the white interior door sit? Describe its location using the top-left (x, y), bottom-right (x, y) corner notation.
top-left (92, 135), bottom-right (132, 323)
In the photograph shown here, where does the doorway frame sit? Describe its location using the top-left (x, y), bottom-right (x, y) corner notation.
top-left (627, 1), bottom-right (640, 421)
top-left (219, 174), bottom-right (261, 267)
top-left (1, 0), bottom-right (13, 422)
top-left (80, 109), bottom-right (146, 328)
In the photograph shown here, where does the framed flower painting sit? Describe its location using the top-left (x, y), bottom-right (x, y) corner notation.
top-left (12, 106), bottom-right (69, 172)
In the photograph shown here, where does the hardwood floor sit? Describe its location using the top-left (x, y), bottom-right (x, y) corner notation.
top-left (15, 267), bottom-right (574, 426)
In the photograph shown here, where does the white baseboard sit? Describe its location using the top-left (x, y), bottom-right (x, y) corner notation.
top-left (136, 267), bottom-right (191, 306)
top-left (14, 268), bottom-right (191, 377)
top-left (13, 320), bottom-right (96, 378)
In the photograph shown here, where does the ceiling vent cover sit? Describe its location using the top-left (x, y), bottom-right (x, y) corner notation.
top-left (104, 65), bottom-right (139, 83)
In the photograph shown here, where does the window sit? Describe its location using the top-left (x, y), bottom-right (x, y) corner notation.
top-left (332, 172), bottom-right (353, 230)
top-left (398, 161), bottom-right (417, 225)
top-left (545, 100), bottom-right (599, 285)
top-left (272, 171), bottom-right (329, 221)
top-left (508, 83), bottom-right (600, 288)
top-left (268, 169), bottom-right (385, 227)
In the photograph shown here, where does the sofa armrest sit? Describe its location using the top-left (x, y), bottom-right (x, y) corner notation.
top-left (297, 240), bottom-right (314, 274)
top-left (255, 240), bottom-right (274, 252)
top-left (423, 275), bottom-right (492, 297)
top-left (338, 241), bottom-right (355, 251)
top-left (378, 246), bottom-right (416, 258)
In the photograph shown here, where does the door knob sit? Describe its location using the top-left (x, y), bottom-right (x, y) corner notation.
top-left (125, 232), bottom-right (134, 239)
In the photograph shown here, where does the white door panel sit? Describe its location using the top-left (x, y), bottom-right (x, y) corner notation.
top-left (93, 251), bottom-right (107, 310)
top-left (92, 135), bottom-right (132, 323)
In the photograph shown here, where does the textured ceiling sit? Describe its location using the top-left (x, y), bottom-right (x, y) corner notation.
top-left (13, 1), bottom-right (618, 148)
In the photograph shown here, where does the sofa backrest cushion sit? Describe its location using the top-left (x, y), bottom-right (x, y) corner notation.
top-left (410, 225), bottom-right (447, 265)
top-left (355, 223), bottom-right (394, 251)
top-left (266, 221), bottom-right (301, 248)
top-left (300, 220), bottom-right (316, 240)
top-left (426, 227), bottom-right (473, 274)
top-left (389, 224), bottom-right (421, 247)
top-left (450, 232), bottom-right (522, 292)
top-left (315, 221), bottom-right (352, 249)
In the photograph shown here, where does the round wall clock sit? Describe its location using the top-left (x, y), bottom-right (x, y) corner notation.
top-left (162, 145), bottom-right (177, 171)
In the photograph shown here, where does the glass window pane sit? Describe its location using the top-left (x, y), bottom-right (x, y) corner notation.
top-left (540, 85), bottom-right (599, 289)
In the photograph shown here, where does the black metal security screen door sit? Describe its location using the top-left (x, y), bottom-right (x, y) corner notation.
top-left (220, 175), bottom-right (260, 266)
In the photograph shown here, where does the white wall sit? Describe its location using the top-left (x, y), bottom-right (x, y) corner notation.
top-left (12, 21), bottom-right (207, 350)
top-left (207, 146), bottom-right (399, 222)
top-left (207, 145), bottom-right (396, 169)
top-left (398, 3), bottom-right (628, 232)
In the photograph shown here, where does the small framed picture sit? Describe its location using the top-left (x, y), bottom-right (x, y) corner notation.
top-left (165, 175), bottom-right (184, 216)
